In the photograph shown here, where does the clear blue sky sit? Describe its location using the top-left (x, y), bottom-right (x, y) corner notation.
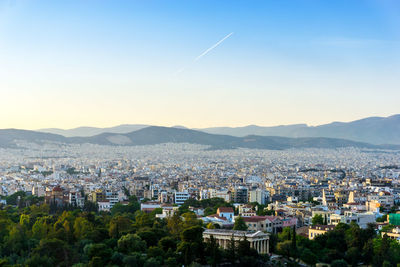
top-left (1, 0), bottom-right (399, 129)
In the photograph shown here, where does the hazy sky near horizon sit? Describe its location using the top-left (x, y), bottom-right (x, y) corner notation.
top-left (1, 0), bottom-right (399, 130)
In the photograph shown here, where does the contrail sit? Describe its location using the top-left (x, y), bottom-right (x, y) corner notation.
top-left (194, 32), bottom-right (234, 62)
top-left (174, 32), bottom-right (234, 75)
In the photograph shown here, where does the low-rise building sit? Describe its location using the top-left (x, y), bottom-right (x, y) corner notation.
top-left (308, 225), bottom-right (335, 240)
top-left (381, 227), bottom-right (400, 242)
top-left (217, 207), bottom-right (234, 222)
top-left (203, 229), bottom-right (270, 254)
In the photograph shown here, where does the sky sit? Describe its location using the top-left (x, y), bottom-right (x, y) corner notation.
top-left (0, 0), bottom-right (399, 130)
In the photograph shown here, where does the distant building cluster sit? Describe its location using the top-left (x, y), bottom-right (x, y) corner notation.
top-left (1, 142), bottom-right (400, 244)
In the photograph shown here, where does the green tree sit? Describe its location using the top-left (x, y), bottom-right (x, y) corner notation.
top-left (117, 233), bottom-right (146, 253)
top-left (137, 230), bottom-right (159, 247)
top-left (226, 236), bottom-right (236, 265)
top-left (237, 237), bottom-right (258, 264)
top-left (32, 216), bottom-right (53, 240)
top-left (300, 248), bottom-right (317, 265)
top-left (206, 222), bottom-right (215, 229)
top-left (277, 240), bottom-right (292, 258)
top-left (167, 213), bottom-right (183, 237)
top-left (84, 243), bottom-right (113, 265)
top-left (110, 202), bottom-right (140, 216)
top-left (73, 217), bottom-right (93, 240)
top-left (158, 236), bottom-right (177, 252)
top-left (312, 214), bottom-right (324, 225)
top-left (331, 259), bottom-right (348, 267)
top-left (109, 216), bottom-right (133, 238)
top-left (291, 226), bottom-right (297, 251)
top-left (205, 235), bottom-right (221, 267)
top-left (144, 257), bottom-right (161, 267)
top-left (233, 216), bottom-right (248, 231)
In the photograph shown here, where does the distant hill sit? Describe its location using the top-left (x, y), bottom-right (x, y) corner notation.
top-left (4, 126), bottom-right (398, 150)
top-left (0, 129), bottom-right (68, 148)
top-left (200, 114), bottom-right (400, 145)
top-left (39, 124), bottom-right (149, 137)
top-left (199, 124), bottom-right (308, 138)
top-left (37, 114), bottom-right (400, 145)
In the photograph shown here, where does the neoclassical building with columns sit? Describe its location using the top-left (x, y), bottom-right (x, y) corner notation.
top-left (203, 229), bottom-right (270, 254)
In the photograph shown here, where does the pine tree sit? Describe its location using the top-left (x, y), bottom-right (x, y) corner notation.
top-left (291, 226), bottom-right (296, 251)
top-left (226, 235), bottom-right (236, 265)
top-left (233, 216), bottom-right (248, 231)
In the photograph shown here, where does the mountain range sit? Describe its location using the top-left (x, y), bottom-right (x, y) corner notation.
top-left (38, 114), bottom-right (400, 145)
top-left (1, 125), bottom-right (399, 150)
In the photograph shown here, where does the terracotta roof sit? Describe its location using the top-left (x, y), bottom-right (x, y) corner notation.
top-left (243, 216), bottom-right (269, 223)
top-left (52, 186), bottom-right (63, 192)
top-left (217, 207), bottom-right (234, 213)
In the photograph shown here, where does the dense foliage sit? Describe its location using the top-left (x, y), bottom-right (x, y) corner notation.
top-left (2, 192), bottom-right (400, 266)
top-left (0, 193), bottom-right (269, 267)
top-left (273, 222), bottom-right (400, 267)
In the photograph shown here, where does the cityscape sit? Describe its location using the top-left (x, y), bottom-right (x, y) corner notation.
top-left (1, 134), bottom-right (400, 266)
top-left (1, 0), bottom-right (400, 266)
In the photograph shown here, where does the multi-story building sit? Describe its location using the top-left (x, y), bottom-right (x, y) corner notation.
top-left (249, 189), bottom-right (268, 205)
top-left (45, 186), bottom-right (68, 207)
top-left (69, 191), bottom-right (85, 207)
top-left (329, 211), bottom-right (375, 228)
top-left (334, 190), bottom-right (348, 205)
top-left (243, 216), bottom-right (284, 234)
top-left (231, 186), bottom-right (248, 203)
top-left (90, 189), bottom-right (106, 203)
top-left (209, 189), bottom-right (231, 202)
top-left (174, 191), bottom-right (190, 205)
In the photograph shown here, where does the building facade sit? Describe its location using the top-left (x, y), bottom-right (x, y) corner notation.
top-left (203, 229), bottom-right (270, 254)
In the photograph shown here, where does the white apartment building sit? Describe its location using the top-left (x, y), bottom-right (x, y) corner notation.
top-left (175, 191), bottom-right (190, 205)
top-left (249, 189), bottom-right (268, 205)
top-left (209, 189), bottom-right (230, 202)
top-left (105, 189), bottom-right (119, 208)
top-left (98, 201), bottom-right (111, 212)
top-left (329, 211), bottom-right (376, 228)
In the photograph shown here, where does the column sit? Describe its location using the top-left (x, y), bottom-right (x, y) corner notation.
top-left (263, 240), bottom-right (266, 254)
top-left (266, 238), bottom-right (269, 254)
top-left (261, 240), bottom-right (264, 254)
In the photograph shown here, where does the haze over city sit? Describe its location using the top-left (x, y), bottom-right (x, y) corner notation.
top-left (1, 0), bottom-right (399, 129)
